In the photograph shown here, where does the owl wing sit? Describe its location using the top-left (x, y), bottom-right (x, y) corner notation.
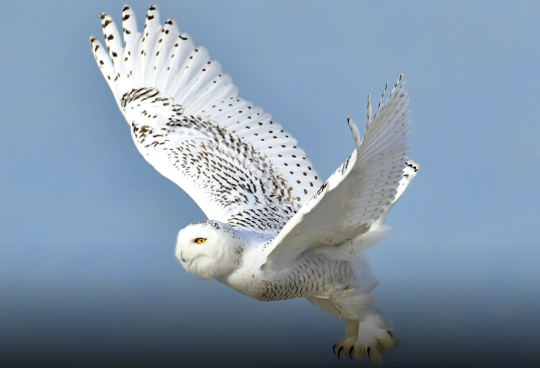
top-left (90, 5), bottom-right (323, 234)
top-left (262, 78), bottom-right (419, 264)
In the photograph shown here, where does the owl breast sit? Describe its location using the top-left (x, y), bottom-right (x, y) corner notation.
top-left (223, 252), bottom-right (358, 302)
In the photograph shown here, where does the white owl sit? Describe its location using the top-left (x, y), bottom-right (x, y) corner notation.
top-left (90, 4), bottom-right (419, 363)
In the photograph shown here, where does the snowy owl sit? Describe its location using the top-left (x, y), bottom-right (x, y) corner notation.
top-left (90, 4), bottom-right (419, 363)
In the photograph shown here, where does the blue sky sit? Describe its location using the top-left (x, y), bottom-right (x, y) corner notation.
top-left (1, 1), bottom-right (539, 366)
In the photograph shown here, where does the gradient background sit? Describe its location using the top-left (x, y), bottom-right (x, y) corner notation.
top-left (1, 1), bottom-right (539, 367)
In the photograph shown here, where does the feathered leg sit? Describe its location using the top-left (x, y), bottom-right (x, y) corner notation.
top-left (309, 294), bottom-right (398, 363)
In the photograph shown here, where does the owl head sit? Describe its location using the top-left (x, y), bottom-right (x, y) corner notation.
top-left (175, 220), bottom-right (244, 281)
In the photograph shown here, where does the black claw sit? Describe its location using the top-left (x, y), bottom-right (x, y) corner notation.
top-left (349, 346), bottom-right (354, 360)
top-left (387, 330), bottom-right (393, 338)
top-left (332, 344), bottom-right (337, 355)
top-left (337, 346), bottom-right (343, 360)
top-left (367, 346), bottom-right (372, 361)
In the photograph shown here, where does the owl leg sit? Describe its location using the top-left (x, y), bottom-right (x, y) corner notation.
top-left (322, 296), bottom-right (397, 362)
top-left (308, 295), bottom-right (398, 362)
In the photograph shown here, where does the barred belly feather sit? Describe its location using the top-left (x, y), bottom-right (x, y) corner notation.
top-left (258, 254), bottom-right (357, 301)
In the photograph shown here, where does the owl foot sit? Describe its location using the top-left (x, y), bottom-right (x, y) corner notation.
top-left (333, 315), bottom-right (398, 363)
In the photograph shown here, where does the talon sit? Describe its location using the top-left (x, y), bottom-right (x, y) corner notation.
top-left (337, 346), bottom-right (343, 359)
top-left (367, 346), bottom-right (372, 360)
top-left (387, 330), bottom-right (393, 338)
top-left (332, 344), bottom-right (337, 355)
top-left (349, 346), bottom-right (354, 360)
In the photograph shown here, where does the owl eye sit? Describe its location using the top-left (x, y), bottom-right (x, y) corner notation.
top-left (195, 238), bottom-right (207, 244)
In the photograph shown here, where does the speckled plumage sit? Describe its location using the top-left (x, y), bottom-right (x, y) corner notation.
top-left (90, 4), bottom-right (419, 363)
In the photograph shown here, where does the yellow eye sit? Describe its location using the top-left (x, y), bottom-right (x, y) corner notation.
top-left (195, 238), bottom-right (207, 244)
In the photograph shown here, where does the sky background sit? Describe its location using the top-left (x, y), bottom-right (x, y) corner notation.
top-left (1, 0), bottom-right (539, 366)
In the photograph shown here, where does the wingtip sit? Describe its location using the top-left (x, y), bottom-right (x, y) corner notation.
top-left (145, 4), bottom-right (160, 25)
top-left (165, 17), bottom-right (176, 26)
top-left (405, 160), bottom-right (419, 173)
top-left (390, 74), bottom-right (405, 96)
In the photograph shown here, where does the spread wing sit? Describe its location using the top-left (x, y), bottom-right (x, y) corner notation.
top-left (262, 78), bottom-right (419, 265)
top-left (90, 5), bottom-right (323, 234)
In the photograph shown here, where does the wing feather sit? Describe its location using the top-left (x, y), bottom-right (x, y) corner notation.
top-left (124, 88), bottom-right (298, 233)
top-left (90, 5), bottom-right (323, 232)
top-left (262, 78), bottom-right (419, 265)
